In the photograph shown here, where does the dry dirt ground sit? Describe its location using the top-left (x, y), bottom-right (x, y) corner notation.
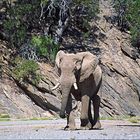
top-left (0, 119), bottom-right (140, 139)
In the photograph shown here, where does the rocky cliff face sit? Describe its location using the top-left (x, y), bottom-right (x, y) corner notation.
top-left (95, 0), bottom-right (140, 117)
top-left (0, 0), bottom-right (140, 119)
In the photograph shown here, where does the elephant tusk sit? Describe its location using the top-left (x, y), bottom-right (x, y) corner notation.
top-left (51, 83), bottom-right (60, 90)
top-left (73, 83), bottom-right (78, 90)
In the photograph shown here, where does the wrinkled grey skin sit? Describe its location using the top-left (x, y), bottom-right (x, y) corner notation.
top-left (55, 51), bottom-right (102, 130)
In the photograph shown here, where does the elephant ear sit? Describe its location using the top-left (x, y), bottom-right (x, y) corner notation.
top-left (77, 52), bottom-right (99, 82)
top-left (55, 50), bottom-right (65, 75)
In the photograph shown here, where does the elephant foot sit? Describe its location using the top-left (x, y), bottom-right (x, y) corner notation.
top-left (64, 125), bottom-right (76, 131)
top-left (92, 121), bottom-right (101, 129)
top-left (80, 126), bottom-right (92, 130)
top-left (80, 121), bottom-right (92, 130)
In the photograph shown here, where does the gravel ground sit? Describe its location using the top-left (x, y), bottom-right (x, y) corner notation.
top-left (0, 119), bottom-right (140, 139)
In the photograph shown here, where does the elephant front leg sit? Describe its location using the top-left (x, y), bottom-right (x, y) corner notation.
top-left (65, 95), bottom-right (76, 130)
top-left (80, 95), bottom-right (92, 130)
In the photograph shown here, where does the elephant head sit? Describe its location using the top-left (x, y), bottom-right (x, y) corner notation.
top-left (53, 50), bottom-right (99, 118)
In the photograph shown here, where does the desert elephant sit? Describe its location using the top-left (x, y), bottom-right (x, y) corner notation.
top-left (52, 50), bottom-right (102, 130)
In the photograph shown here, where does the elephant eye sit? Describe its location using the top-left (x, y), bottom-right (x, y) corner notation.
top-left (60, 58), bottom-right (63, 63)
top-left (73, 67), bottom-right (77, 72)
top-left (59, 58), bottom-right (63, 66)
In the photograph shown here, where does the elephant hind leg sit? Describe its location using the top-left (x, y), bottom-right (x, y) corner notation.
top-left (92, 95), bottom-right (101, 129)
top-left (88, 100), bottom-right (93, 126)
top-left (80, 95), bottom-right (92, 130)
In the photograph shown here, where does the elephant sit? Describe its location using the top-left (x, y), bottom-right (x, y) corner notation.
top-left (52, 50), bottom-right (102, 130)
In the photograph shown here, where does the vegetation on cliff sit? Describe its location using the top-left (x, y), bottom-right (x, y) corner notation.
top-left (1, 0), bottom-right (139, 62)
top-left (114, 0), bottom-right (140, 52)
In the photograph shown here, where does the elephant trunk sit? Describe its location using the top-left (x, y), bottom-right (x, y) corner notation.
top-left (59, 81), bottom-right (73, 118)
top-left (59, 74), bottom-right (77, 118)
top-left (59, 91), bottom-right (69, 118)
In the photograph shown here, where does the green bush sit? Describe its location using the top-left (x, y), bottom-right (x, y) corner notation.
top-left (73, 0), bottom-right (99, 31)
top-left (3, 1), bottom-right (40, 47)
top-left (0, 113), bottom-right (10, 121)
top-left (0, 114), bottom-right (10, 118)
top-left (126, 0), bottom-right (140, 46)
top-left (74, 0), bottom-right (99, 17)
top-left (114, 0), bottom-right (140, 48)
top-left (12, 57), bottom-right (40, 84)
top-left (31, 35), bottom-right (59, 62)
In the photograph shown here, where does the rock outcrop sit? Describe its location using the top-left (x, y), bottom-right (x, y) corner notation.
top-left (93, 0), bottom-right (140, 117)
top-left (0, 41), bottom-right (61, 118)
